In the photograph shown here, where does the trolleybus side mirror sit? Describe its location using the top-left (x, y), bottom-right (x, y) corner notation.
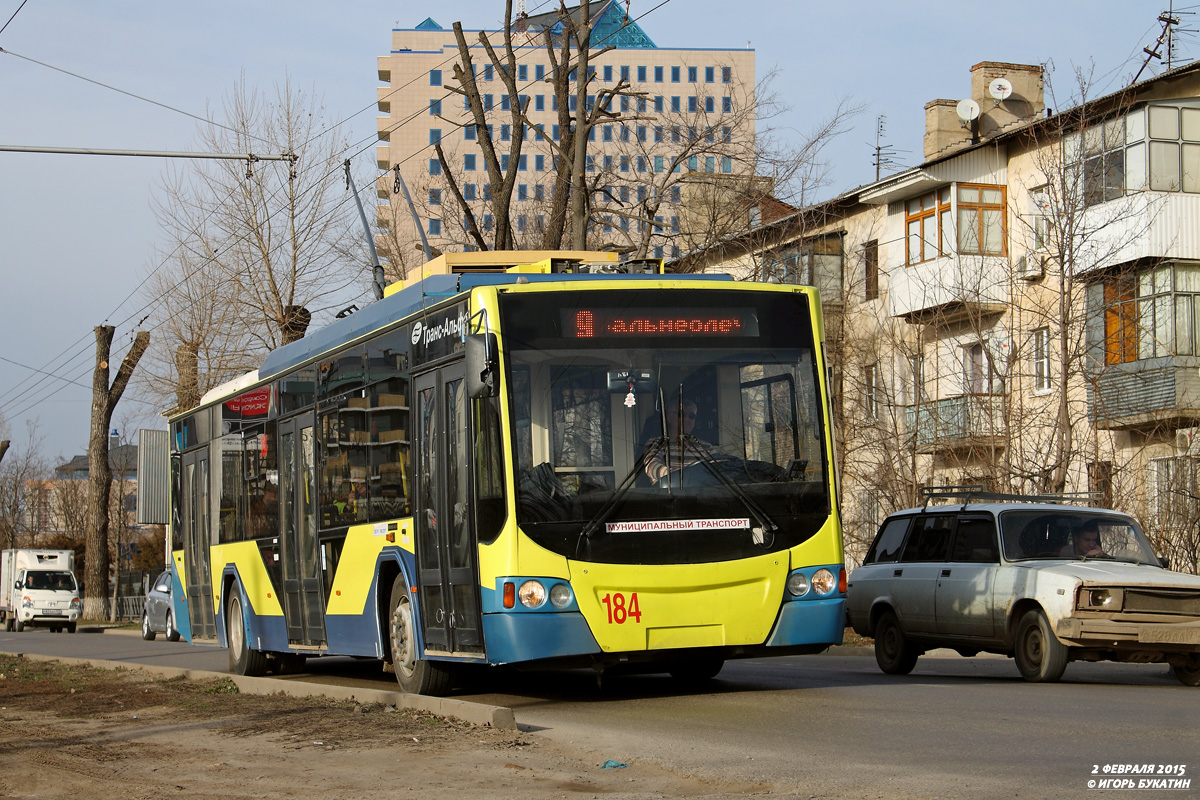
top-left (466, 333), bottom-right (499, 398)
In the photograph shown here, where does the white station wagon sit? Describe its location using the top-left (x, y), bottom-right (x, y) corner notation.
top-left (846, 494), bottom-right (1200, 685)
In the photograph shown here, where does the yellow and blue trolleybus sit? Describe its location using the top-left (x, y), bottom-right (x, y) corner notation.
top-left (166, 251), bottom-right (846, 694)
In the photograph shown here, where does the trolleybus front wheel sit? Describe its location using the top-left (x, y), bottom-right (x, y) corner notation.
top-left (389, 576), bottom-right (452, 696)
top-left (228, 588), bottom-right (268, 677)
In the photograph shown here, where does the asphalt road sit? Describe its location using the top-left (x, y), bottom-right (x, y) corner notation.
top-left (3, 628), bottom-right (1196, 798)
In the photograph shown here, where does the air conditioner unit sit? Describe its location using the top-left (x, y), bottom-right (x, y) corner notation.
top-left (1176, 427), bottom-right (1199, 453)
top-left (1016, 253), bottom-right (1046, 281)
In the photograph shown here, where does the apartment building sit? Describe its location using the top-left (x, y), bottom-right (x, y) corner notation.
top-left (374, 1), bottom-right (756, 275)
top-left (681, 60), bottom-right (1200, 572)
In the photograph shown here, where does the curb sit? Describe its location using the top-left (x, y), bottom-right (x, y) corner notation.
top-left (13, 651), bottom-right (517, 730)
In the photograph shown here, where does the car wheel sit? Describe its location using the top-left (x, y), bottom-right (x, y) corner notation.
top-left (1014, 609), bottom-right (1069, 683)
top-left (227, 589), bottom-right (268, 677)
top-left (65, 622), bottom-right (76, 633)
top-left (165, 611), bottom-right (181, 642)
top-left (1173, 658), bottom-right (1200, 686)
top-left (14, 617), bottom-right (24, 633)
top-left (873, 610), bottom-right (919, 675)
top-left (141, 611), bottom-right (157, 641)
top-left (389, 575), bottom-right (452, 696)
top-left (3, 615), bottom-right (11, 632)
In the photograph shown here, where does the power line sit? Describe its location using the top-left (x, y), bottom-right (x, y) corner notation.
top-left (0, 0), bottom-right (29, 37)
top-left (1, 1), bottom-right (679, 425)
top-left (0, 46), bottom-right (275, 147)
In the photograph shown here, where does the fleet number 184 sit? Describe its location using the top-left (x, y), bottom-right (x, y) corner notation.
top-left (600, 592), bottom-right (642, 624)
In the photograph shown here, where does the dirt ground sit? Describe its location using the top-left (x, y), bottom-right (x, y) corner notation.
top-left (0, 653), bottom-right (771, 800)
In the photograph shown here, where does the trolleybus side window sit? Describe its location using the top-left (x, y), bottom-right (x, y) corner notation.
top-left (366, 376), bottom-right (411, 520)
top-left (474, 394), bottom-right (506, 543)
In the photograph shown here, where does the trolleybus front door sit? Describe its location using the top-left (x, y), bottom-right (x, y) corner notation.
top-left (279, 417), bottom-right (326, 647)
top-left (414, 365), bottom-right (483, 656)
top-left (181, 448), bottom-right (216, 641)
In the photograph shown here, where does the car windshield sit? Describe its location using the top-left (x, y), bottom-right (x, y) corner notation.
top-left (23, 571), bottom-right (77, 591)
top-left (1000, 510), bottom-right (1159, 564)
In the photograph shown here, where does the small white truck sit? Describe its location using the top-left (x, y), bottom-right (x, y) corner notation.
top-left (1, 549), bottom-right (82, 632)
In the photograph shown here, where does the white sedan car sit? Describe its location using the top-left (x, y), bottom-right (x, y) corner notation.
top-left (846, 499), bottom-right (1200, 685)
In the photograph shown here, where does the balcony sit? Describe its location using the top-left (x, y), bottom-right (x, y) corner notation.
top-left (889, 254), bottom-right (1008, 325)
top-left (1087, 356), bottom-right (1200, 430)
top-left (905, 393), bottom-right (1006, 454)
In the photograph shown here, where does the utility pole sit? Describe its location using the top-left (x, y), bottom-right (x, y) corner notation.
top-left (1131, 7), bottom-right (1192, 85)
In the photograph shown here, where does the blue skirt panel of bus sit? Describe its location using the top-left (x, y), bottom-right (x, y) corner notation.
top-left (765, 597), bottom-right (845, 647)
top-left (170, 568), bottom-right (193, 643)
top-left (481, 611), bottom-right (601, 664)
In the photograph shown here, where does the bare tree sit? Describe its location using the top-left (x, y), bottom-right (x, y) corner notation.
top-left (0, 420), bottom-right (46, 551)
top-left (144, 76), bottom-right (367, 411)
top-left (84, 326), bottom-right (149, 621)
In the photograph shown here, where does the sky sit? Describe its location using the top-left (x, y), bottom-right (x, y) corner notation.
top-left (0, 0), bottom-right (1190, 463)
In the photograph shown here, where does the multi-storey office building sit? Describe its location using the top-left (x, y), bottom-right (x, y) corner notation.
top-left (681, 60), bottom-right (1200, 573)
top-left (375, 1), bottom-right (756, 274)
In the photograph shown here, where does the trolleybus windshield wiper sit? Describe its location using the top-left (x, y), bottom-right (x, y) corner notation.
top-left (676, 435), bottom-right (779, 546)
top-left (576, 438), bottom-right (667, 555)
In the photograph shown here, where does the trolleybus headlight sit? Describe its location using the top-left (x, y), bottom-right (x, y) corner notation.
top-left (549, 583), bottom-right (572, 608)
top-left (518, 580), bottom-right (547, 608)
top-left (812, 569), bottom-right (837, 596)
top-left (787, 572), bottom-right (810, 597)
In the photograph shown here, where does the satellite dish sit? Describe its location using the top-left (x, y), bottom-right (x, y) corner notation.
top-left (956, 98), bottom-right (981, 122)
top-left (989, 77), bottom-right (1014, 102)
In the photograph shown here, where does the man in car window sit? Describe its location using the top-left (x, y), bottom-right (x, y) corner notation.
top-left (1060, 519), bottom-right (1104, 557)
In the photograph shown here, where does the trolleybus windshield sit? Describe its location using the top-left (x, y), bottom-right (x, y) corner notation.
top-left (500, 288), bottom-right (831, 565)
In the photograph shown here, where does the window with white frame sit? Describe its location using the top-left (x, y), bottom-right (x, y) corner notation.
top-left (963, 342), bottom-right (1002, 394)
top-left (864, 364), bottom-right (880, 421)
top-left (1150, 456), bottom-right (1200, 527)
top-left (1031, 186), bottom-right (1055, 251)
top-left (1032, 327), bottom-right (1052, 393)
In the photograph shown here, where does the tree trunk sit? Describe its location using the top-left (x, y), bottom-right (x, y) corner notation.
top-left (84, 325), bottom-right (150, 621)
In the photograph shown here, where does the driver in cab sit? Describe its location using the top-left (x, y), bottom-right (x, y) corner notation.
top-left (644, 399), bottom-right (714, 484)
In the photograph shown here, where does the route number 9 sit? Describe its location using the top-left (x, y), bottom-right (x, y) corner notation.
top-left (601, 592), bottom-right (642, 624)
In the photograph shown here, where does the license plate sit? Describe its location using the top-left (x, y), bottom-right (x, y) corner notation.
top-left (41, 610), bottom-right (63, 616)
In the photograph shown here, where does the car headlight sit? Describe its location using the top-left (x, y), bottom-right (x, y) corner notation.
top-left (549, 583), bottom-right (572, 608)
top-left (787, 572), bottom-right (810, 597)
top-left (21, 596), bottom-right (34, 608)
top-left (518, 580), bottom-right (546, 608)
top-left (1077, 587), bottom-right (1123, 611)
top-left (812, 569), bottom-right (837, 596)
top-left (70, 597), bottom-right (81, 609)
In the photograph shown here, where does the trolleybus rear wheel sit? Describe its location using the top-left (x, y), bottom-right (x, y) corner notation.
top-left (228, 588), bottom-right (268, 676)
top-left (389, 575), bottom-right (452, 696)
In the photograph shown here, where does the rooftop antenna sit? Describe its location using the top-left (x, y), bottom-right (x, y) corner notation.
top-left (871, 115), bottom-right (898, 181)
top-left (1131, 6), bottom-right (1190, 85)
top-left (956, 98), bottom-right (981, 144)
top-left (987, 77), bottom-right (1013, 106)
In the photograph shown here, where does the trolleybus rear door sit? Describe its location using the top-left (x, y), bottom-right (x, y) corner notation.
top-left (279, 417), bottom-right (326, 647)
top-left (181, 448), bottom-right (216, 640)
top-left (414, 365), bottom-right (483, 656)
